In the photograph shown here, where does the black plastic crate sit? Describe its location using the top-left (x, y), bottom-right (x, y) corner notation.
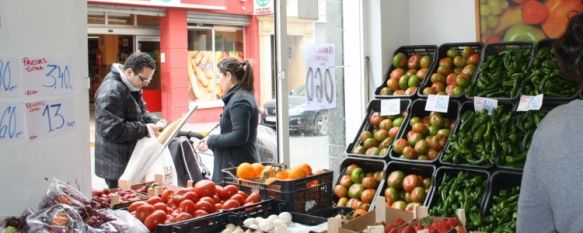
top-left (333, 157), bottom-right (387, 212)
top-left (418, 42), bottom-right (483, 99)
top-left (375, 45), bottom-right (438, 99)
top-left (155, 212), bottom-right (226, 233)
top-left (380, 161), bottom-right (436, 207)
top-left (439, 101), bottom-right (514, 170)
top-left (465, 42), bottom-right (534, 102)
top-left (225, 199), bottom-right (280, 227)
top-left (346, 99), bottom-right (412, 161)
top-left (483, 170), bottom-right (522, 216)
top-left (389, 99), bottom-right (460, 164)
top-left (522, 39), bottom-right (580, 101)
top-left (427, 167), bottom-right (489, 221)
top-left (222, 164), bottom-right (333, 214)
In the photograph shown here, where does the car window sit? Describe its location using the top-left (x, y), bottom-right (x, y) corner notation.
top-left (291, 85), bottom-right (305, 96)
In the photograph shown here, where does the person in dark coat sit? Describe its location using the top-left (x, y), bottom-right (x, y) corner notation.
top-left (94, 52), bottom-right (165, 189)
top-left (197, 58), bottom-right (259, 183)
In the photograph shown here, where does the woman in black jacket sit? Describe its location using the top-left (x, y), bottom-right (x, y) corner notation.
top-left (198, 58), bottom-right (259, 182)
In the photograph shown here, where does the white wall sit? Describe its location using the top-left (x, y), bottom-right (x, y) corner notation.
top-left (0, 0), bottom-right (89, 216)
top-left (408, 0), bottom-right (477, 45)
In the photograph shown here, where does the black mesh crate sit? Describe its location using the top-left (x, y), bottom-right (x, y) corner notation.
top-left (380, 161), bottom-right (436, 208)
top-left (333, 157), bottom-right (386, 212)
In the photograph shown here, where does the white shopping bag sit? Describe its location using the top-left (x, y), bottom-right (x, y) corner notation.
top-left (145, 146), bottom-right (177, 186)
top-left (119, 126), bottom-right (169, 185)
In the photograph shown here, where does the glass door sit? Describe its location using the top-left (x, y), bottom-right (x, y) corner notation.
top-left (135, 36), bottom-right (161, 90)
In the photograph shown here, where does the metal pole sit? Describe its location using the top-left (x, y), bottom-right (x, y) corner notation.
top-left (274, 0), bottom-right (290, 166)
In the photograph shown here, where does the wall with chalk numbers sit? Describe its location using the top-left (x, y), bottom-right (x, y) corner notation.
top-left (0, 0), bottom-right (90, 216)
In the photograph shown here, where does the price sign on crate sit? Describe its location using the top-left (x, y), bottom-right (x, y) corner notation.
top-left (473, 97), bottom-right (498, 115)
top-left (425, 95), bottom-right (449, 113)
top-left (516, 94), bottom-right (543, 112)
top-left (21, 56), bottom-right (75, 96)
top-left (381, 99), bottom-right (401, 116)
top-left (26, 96), bottom-right (76, 140)
top-left (303, 44), bottom-right (336, 111)
top-left (0, 101), bottom-right (26, 143)
top-left (0, 56), bottom-right (22, 97)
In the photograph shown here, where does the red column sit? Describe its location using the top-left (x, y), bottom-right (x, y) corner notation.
top-left (246, 16), bottom-right (262, 105)
top-left (160, 8), bottom-right (189, 121)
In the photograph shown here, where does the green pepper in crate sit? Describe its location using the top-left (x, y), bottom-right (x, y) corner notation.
top-left (430, 171), bottom-right (486, 230)
top-left (523, 47), bottom-right (578, 97)
top-left (479, 187), bottom-right (520, 233)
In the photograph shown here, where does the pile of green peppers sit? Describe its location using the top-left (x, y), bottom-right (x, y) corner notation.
top-left (522, 47), bottom-right (578, 97)
top-left (442, 106), bottom-right (548, 168)
top-left (467, 49), bottom-right (531, 98)
top-left (479, 186), bottom-right (520, 233)
top-left (429, 171), bottom-right (486, 230)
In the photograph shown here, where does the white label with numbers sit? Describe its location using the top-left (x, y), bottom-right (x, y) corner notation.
top-left (474, 97), bottom-right (498, 115)
top-left (381, 99), bottom-right (401, 116)
top-left (425, 95), bottom-right (450, 113)
top-left (0, 100), bottom-right (26, 142)
top-left (21, 56), bottom-right (75, 96)
top-left (25, 96), bottom-right (76, 140)
top-left (516, 94), bottom-right (543, 111)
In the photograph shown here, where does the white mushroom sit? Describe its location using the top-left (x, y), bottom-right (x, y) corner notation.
top-left (278, 212), bottom-right (292, 224)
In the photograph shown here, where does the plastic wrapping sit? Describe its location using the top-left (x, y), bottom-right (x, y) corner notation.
top-left (39, 178), bottom-right (91, 210)
top-left (256, 125), bottom-right (277, 163)
top-left (26, 204), bottom-right (85, 233)
top-left (86, 209), bottom-right (148, 233)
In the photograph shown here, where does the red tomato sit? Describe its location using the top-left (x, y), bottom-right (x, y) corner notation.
top-left (236, 190), bottom-right (248, 200)
top-left (245, 192), bottom-right (261, 204)
top-left (172, 194), bottom-right (186, 207)
top-left (215, 203), bottom-right (223, 210)
top-left (193, 209), bottom-right (208, 217)
top-left (195, 200), bottom-right (216, 213)
top-left (179, 200), bottom-right (197, 215)
top-left (212, 195), bottom-right (221, 204)
top-left (223, 185), bottom-right (239, 198)
top-left (128, 201), bottom-right (147, 213)
top-left (230, 194), bottom-right (245, 206)
top-left (199, 196), bottom-right (215, 205)
top-left (194, 180), bottom-right (216, 197)
top-left (136, 204), bottom-right (155, 222)
top-left (161, 189), bottom-right (175, 203)
top-left (175, 212), bottom-right (193, 222)
top-left (215, 185), bottom-right (229, 200)
top-left (222, 199), bottom-right (241, 210)
top-left (175, 188), bottom-right (190, 195)
top-left (146, 196), bottom-right (163, 205)
top-left (152, 202), bottom-right (169, 213)
top-left (184, 191), bottom-right (199, 203)
top-left (144, 210), bottom-right (167, 231)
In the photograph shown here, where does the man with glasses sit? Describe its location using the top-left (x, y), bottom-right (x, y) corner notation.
top-left (94, 52), bottom-right (166, 189)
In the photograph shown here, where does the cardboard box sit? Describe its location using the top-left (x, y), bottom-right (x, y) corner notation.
top-left (327, 197), bottom-right (414, 233)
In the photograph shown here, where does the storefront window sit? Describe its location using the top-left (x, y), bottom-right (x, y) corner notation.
top-left (88, 11), bottom-right (105, 25)
top-left (187, 27), bottom-right (244, 103)
top-left (107, 13), bottom-right (135, 25)
top-left (137, 15), bottom-right (159, 26)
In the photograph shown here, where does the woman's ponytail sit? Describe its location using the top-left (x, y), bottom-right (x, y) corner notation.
top-left (239, 60), bottom-right (255, 92)
top-left (218, 58), bottom-right (254, 93)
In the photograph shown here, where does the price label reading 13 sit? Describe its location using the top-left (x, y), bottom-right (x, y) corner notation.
top-left (21, 56), bottom-right (74, 96)
top-left (0, 102), bottom-right (26, 142)
top-left (26, 97), bottom-right (75, 140)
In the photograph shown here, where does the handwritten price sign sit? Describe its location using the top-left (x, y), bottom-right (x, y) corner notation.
top-left (26, 96), bottom-right (76, 140)
top-left (303, 44), bottom-right (336, 111)
top-left (425, 95), bottom-right (450, 113)
top-left (0, 101), bottom-right (26, 142)
top-left (0, 56), bottom-right (21, 97)
top-left (516, 94), bottom-right (543, 112)
top-left (473, 97), bottom-right (498, 115)
top-left (21, 56), bottom-right (74, 96)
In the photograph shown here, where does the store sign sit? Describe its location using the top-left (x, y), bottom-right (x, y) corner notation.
top-left (254, 0), bottom-right (273, 15)
top-left (87, 0), bottom-right (227, 10)
top-left (303, 44), bottom-right (336, 111)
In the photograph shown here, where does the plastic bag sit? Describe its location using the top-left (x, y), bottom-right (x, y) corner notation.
top-left (39, 178), bottom-right (91, 210)
top-left (145, 146), bottom-right (178, 186)
top-left (256, 124), bottom-right (277, 162)
top-left (26, 204), bottom-right (85, 233)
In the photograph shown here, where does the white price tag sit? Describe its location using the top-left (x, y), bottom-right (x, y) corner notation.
top-left (425, 95), bottom-right (450, 113)
top-left (473, 97), bottom-right (498, 115)
top-left (21, 56), bottom-right (75, 96)
top-left (0, 56), bottom-right (22, 97)
top-left (25, 96), bottom-right (76, 140)
top-left (516, 94), bottom-right (543, 112)
top-left (0, 100), bottom-right (26, 142)
top-left (381, 99), bottom-right (401, 116)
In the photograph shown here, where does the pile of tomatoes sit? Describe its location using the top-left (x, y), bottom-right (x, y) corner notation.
top-left (127, 180), bottom-right (261, 231)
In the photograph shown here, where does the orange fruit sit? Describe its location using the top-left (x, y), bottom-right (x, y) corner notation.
top-left (288, 166), bottom-right (307, 180)
top-left (353, 208), bottom-right (368, 217)
top-left (251, 163), bottom-right (265, 179)
top-left (261, 166), bottom-right (276, 179)
top-left (236, 162), bottom-right (254, 180)
top-left (296, 163), bottom-right (313, 176)
top-left (275, 170), bottom-right (289, 180)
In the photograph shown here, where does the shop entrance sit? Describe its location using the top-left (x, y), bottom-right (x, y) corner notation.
top-left (87, 34), bottom-right (162, 112)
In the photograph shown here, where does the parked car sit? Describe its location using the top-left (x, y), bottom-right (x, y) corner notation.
top-left (260, 85), bottom-right (329, 136)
